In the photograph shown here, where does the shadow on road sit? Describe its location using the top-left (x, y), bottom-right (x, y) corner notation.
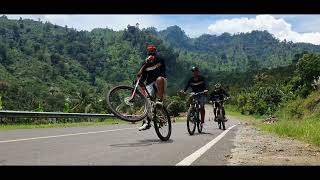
top-left (109, 139), bottom-right (174, 147)
top-left (188, 132), bottom-right (215, 136)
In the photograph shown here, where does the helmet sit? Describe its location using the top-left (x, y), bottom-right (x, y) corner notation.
top-left (215, 83), bottom-right (221, 89)
top-left (191, 66), bottom-right (199, 72)
top-left (147, 44), bottom-right (157, 55)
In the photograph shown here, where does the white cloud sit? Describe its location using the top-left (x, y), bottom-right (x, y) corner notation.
top-left (4, 15), bottom-right (163, 31)
top-left (208, 15), bottom-right (320, 45)
top-left (3, 14), bottom-right (212, 38)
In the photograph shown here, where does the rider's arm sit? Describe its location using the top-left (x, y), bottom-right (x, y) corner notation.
top-left (137, 61), bottom-right (147, 83)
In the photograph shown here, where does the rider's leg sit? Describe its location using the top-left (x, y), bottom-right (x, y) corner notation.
top-left (200, 95), bottom-right (207, 124)
top-left (200, 106), bottom-right (205, 124)
top-left (222, 107), bottom-right (225, 118)
top-left (222, 102), bottom-right (227, 121)
top-left (214, 102), bottom-right (218, 118)
top-left (155, 77), bottom-right (166, 101)
top-left (214, 102), bottom-right (220, 121)
top-left (139, 83), bottom-right (154, 131)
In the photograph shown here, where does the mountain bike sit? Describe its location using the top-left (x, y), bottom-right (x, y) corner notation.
top-left (212, 98), bottom-right (228, 130)
top-left (186, 91), bottom-right (207, 135)
top-left (106, 76), bottom-right (171, 141)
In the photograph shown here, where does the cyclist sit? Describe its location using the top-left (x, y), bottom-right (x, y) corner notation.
top-left (181, 67), bottom-right (208, 128)
top-left (209, 83), bottom-right (230, 122)
top-left (137, 44), bottom-right (167, 131)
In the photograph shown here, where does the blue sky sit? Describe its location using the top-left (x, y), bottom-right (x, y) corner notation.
top-left (4, 15), bottom-right (320, 45)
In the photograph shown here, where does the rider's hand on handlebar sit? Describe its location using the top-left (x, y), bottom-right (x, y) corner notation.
top-left (204, 89), bottom-right (208, 95)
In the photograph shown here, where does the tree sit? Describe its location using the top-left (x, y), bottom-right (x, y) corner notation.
top-left (293, 54), bottom-right (320, 97)
top-left (0, 43), bottom-right (8, 64)
top-left (0, 96), bottom-right (3, 110)
top-left (297, 54), bottom-right (320, 83)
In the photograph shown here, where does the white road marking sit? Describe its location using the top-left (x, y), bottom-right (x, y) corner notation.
top-left (176, 124), bottom-right (237, 166)
top-left (0, 127), bottom-right (138, 144)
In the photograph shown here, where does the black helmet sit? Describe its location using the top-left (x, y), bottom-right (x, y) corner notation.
top-left (191, 66), bottom-right (199, 72)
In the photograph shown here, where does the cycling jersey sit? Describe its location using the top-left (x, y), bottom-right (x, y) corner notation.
top-left (184, 75), bottom-right (208, 93)
top-left (140, 53), bottom-right (166, 85)
top-left (209, 88), bottom-right (230, 101)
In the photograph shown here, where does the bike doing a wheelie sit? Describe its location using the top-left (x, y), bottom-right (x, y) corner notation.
top-left (185, 90), bottom-right (208, 135)
top-left (106, 76), bottom-right (172, 141)
top-left (107, 44), bottom-right (171, 141)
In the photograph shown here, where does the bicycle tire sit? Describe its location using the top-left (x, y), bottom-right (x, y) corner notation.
top-left (187, 106), bottom-right (196, 135)
top-left (197, 111), bottom-right (203, 133)
top-left (153, 104), bottom-right (171, 141)
top-left (106, 85), bottom-right (148, 122)
top-left (217, 108), bottom-right (223, 129)
top-left (221, 108), bottom-right (226, 130)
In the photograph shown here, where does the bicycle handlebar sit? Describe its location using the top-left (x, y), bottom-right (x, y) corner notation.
top-left (210, 97), bottom-right (230, 103)
top-left (190, 91), bottom-right (207, 96)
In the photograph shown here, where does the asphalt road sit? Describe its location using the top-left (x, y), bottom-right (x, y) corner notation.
top-left (0, 105), bottom-right (239, 165)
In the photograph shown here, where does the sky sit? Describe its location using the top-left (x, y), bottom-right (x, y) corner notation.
top-left (4, 14), bottom-right (320, 45)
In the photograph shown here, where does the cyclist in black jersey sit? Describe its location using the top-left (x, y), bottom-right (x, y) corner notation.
top-left (181, 67), bottom-right (208, 128)
top-left (137, 44), bottom-right (167, 131)
top-left (209, 83), bottom-right (230, 122)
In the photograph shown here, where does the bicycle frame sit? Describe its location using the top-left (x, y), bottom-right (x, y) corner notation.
top-left (130, 76), bottom-right (155, 102)
top-left (190, 91), bottom-right (206, 109)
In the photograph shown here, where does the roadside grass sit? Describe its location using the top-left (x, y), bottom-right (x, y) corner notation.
top-left (0, 116), bottom-right (187, 131)
top-left (225, 91), bottom-right (320, 146)
top-left (226, 105), bottom-right (263, 125)
top-left (0, 119), bottom-right (129, 131)
top-left (259, 110), bottom-right (320, 146)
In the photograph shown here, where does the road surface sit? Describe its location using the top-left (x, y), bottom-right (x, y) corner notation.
top-left (0, 105), bottom-right (239, 165)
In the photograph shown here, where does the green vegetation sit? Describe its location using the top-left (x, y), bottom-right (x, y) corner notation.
top-left (227, 91), bottom-right (320, 146)
top-left (0, 118), bottom-right (127, 130)
top-left (1, 16), bottom-right (320, 113)
top-left (227, 86), bottom-right (320, 146)
top-left (259, 90), bottom-right (320, 144)
top-left (0, 16), bottom-right (319, 138)
top-left (230, 53), bottom-right (320, 116)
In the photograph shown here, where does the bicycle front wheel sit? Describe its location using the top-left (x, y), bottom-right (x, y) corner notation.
top-left (106, 85), bottom-right (148, 122)
top-left (153, 105), bottom-right (171, 141)
top-left (187, 107), bottom-right (196, 135)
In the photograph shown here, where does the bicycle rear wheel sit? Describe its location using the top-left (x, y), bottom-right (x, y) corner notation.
top-left (217, 109), bottom-right (222, 129)
top-left (187, 107), bottom-right (196, 135)
top-left (217, 108), bottom-right (225, 130)
top-left (221, 120), bottom-right (226, 130)
top-left (107, 85), bottom-right (148, 122)
top-left (153, 104), bottom-right (171, 141)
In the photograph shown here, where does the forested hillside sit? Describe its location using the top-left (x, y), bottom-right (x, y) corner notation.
top-left (0, 16), bottom-right (319, 114)
top-left (158, 25), bottom-right (320, 72)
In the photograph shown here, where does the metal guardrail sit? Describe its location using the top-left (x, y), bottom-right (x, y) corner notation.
top-left (0, 110), bottom-right (117, 119)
